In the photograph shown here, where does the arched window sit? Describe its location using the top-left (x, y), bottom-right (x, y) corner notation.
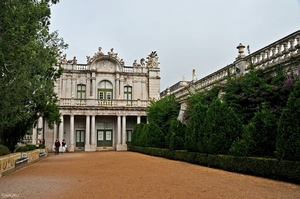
top-left (98, 80), bottom-right (113, 101)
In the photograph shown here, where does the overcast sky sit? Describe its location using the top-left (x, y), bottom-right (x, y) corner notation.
top-left (50, 0), bottom-right (300, 90)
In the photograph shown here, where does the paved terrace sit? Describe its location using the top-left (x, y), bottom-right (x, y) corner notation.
top-left (0, 152), bottom-right (299, 199)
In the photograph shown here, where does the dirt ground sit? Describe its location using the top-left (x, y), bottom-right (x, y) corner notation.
top-left (0, 151), bottom-right (299, 199)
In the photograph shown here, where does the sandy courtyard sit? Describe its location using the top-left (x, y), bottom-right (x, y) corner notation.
top-left (0, 151), bottom-right (299, 199)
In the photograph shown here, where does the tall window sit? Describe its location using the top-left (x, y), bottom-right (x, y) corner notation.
top-left (77, 84), bottom-right (86, 99)
top-left (124, 86), bottom-right (132, 100)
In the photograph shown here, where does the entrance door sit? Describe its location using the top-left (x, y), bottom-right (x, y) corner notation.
top-left (97, 130), bottom-right (113, 147)
top-left (76, 130), bottom-right (85, 147)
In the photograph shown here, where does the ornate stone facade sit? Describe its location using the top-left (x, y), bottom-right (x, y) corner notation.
top-left (33, 48), bottom-right (160, 152)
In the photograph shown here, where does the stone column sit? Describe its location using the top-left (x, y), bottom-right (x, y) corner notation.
top-left (122, 115), bottom-right (126, 144)
top-left (116, 74), bottom-right (120, 98)
top-left (117, 115), bottom-right (121, 144)
top-left (38, 117), bottom-right (43, 140)
top-left (86, 73), bottom-right (91, 97)
top-left (137, 115), bottom-right (141, 124)
top-left (120, 79), bottom-right (124, 98)
top-left (92, 72), bottom-right (96, 97)
top-left (90, 115), bottom-right (96, 151)
top-left (70, 114), bottom-right (74, 152)
top-left (53, 123), bottom-right (57, 152)
top-left (32, 125), bottom-right (37, 145)
top-left (85, 115), bottom-right (91, 151)
top-left (58, 115), bottom-right (64, 152)
top-left (72, 77), bottom-right (76, 98)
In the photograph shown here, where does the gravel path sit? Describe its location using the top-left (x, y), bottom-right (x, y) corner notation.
top-left (0, 151), bottom-right (299, 199)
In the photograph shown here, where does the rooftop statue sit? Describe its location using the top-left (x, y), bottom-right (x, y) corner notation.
top-left (146, 51), bottom-right (159, 68)
top-left (192, 69), bottom-right (197, 82)
top-left (96, 47), bottom-right (104, 56)
top-left (140, 58), bottom-right (146, 67)
top-left (108, 48), bottom-right (118, 58)
top-left (133, 59), bottom-right (138, 67)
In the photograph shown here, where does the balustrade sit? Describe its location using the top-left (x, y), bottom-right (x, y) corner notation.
top-left (59, 98), bottom-right (150, 107)
top-left (162, 30), bottom-right (300, 101)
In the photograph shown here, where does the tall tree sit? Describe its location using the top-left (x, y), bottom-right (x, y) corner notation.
top-left (0, 0), bottom-right (67, 150)
top-left (146, 94), bottom-right (180, 148)
top-left (276, 80), bottom-right (300, 161)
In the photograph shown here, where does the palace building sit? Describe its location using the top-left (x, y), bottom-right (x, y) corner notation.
top-left (33, 47), bottom-right (161, 152)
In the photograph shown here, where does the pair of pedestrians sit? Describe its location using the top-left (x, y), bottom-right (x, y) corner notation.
top-left (54, 139), bottom-right (67, 154)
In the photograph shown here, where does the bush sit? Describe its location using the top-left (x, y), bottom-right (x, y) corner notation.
top-left (276, 80), bottom-right (300, 161)
top-left (0, 145), bottom-right (10, 156)
top-left (16, 144), bottom-right (36, 152)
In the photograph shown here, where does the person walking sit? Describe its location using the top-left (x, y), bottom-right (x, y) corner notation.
top-left (54, 138), bottom-right (60, 155)
top-left (62, 139), bottom-right (67, 153)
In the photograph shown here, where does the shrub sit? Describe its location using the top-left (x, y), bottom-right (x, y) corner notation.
top-left (0, 145), bottom-right (10, 156)
top-left (276, 80), bottom-right (300, 161)
top-left (16, 144), bottom-right (36, 152)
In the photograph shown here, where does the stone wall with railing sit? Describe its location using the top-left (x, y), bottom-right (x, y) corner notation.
top-left (0, 149), bottom-right (47, 177)
top-left (161, 30), bottom-right (300, 101)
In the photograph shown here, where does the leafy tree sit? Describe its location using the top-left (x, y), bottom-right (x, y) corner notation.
top-left (248, 105), bottom-right (277, 157)
top-left (183, 88), bottom-right (218, 152)
top-left (230, 105), bottom-right (277, 157)
top-left (146, 94), bottom-right (180, 148)
top-left (229, 125), bottom-right (255, 157)
top-left (222, 66), bottom-right (297, 125)
top-left (276, 80), bottom-right (300, 161)
top-left (222, 69), bottom-right (268, 124)
top-left (168, 119), bottom-right (186, 150)
top-left (0, 0), bottom-right (67, 150)
top-left (201, 99), bottom-right (242, 154)
top-left (144, 123), bottom-right (164, 148)
top-left (184, 102), bottom-right (208, 152)
top-left (132, 123), bottom-right (145, 146)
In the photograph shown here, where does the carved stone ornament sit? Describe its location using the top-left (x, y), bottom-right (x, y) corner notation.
top-left (96, 60), bottom-right (115, 72)
top-left (146, 51), bottom-right (160, 68)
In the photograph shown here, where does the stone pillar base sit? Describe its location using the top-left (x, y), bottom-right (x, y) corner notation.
top-left (68, 144), bottom-right (75, 152)
top-left (116, 144), bottom-right (127, 151)
top-left (84, 144), bottom-right (91, 151)
top-left (89, 144), bottom-right (96, 151)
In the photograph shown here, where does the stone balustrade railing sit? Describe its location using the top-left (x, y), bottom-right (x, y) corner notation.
top-left (162, 30), bottom-right (300, 101)
top-left (244, 30), bottom-right (300, 70)
top-left (59, 98), bottom-right (150, 107)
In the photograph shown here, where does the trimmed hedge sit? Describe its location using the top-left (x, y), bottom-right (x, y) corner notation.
top-left (16, 144), bottom-right (37, 152)
top-left (0, 145), bottom-right (10, 156)
top-left (130, 146), bottom-right (300, 184)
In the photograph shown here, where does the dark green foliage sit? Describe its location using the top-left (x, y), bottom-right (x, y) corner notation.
top-left (16, 144), bottom-right (36, 152)
top-left (168, 119), bottom-right (186, 150)
top-left (146, 94), bottom-right (180, 147)
top-left (200, 99), bottom-right (242, 154)
top-left (229, 125), bottom-right (255, 157)
top-left (0, 144), bottom-right (10, 156)
top-left (276, 80), bottom-right (300, 161)
top-left (222, 67), bottom-right (297, 125)
top-left (248, 105), bottom-right (277, 157)
top-left (130, 146), bottom-right (300, 183)
top-left (0, 0), bottom-right (67, 148)
top-left (185, 102), bottom-right (208, 152)
top-left (131, 123), bottom-right (145, 146)
top-left (143, 123), bottom-right (164, 148)
top-left (222, 69), bottom-right (268, 124)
